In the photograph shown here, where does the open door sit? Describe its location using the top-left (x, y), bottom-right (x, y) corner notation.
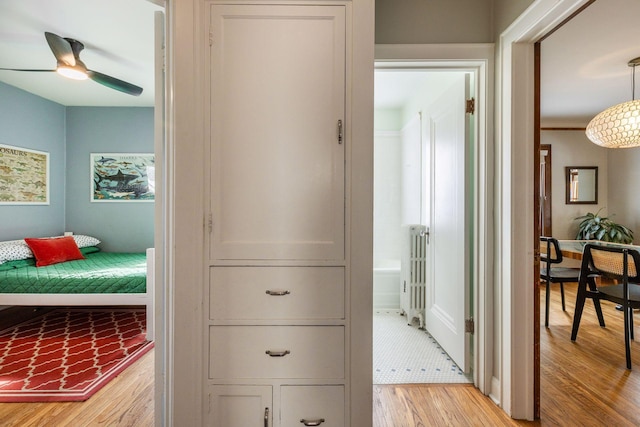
top-left (423, 72), bottom-right (472, 372)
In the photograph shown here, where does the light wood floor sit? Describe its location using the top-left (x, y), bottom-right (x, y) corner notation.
top-left (0, 349), bottom-right (154, 427)
top-left (537, 281), bottom-right (640, 426)
top-left (373, 282), bottom-right (640, 426)
top-left (4, 283), bottom-right (640, 426)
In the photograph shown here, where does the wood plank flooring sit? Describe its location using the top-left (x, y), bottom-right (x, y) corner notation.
top-left (373, 383), bottom-right (536, 426)
top-left (538, 281), bottom-right (640, 426)
top-left (4, 282), bottom-right (640, 426)
top-left (373, 282), bottom-right (640, 426)
top-left (0, 348), bottom-right (154, 427)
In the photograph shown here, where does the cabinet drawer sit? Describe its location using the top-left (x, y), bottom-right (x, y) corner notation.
top-left (209, 326), bottom-right (344, 379)
top-left (210, 267), bottom-right (344, 321)
top-left (281, 386), bottom-right (344, 427)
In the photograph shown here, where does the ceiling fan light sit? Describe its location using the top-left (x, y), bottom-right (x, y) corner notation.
top-left (585, 99), bottom-right (640, 148)
top-left (56, 65), bottom-right (88, 80)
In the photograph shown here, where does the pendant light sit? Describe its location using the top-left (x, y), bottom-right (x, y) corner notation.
top-left (585, 57), bottom-right (640, 148)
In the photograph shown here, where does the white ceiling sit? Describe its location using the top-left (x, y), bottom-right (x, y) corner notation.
top-left (375, 0), bottom-right (640, 128)
top-left (0, 0), bottom-right (163, 107)
top-left (540, 0), bottom-right (640, 127)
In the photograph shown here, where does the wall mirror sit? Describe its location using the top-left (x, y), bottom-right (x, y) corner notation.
top-left (565, 166), bottom-right (598, 204)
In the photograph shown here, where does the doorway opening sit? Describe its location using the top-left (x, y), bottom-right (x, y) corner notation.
top-left (373, 66), bottom-right (476, 385)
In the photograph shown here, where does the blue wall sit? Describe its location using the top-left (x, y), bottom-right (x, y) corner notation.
top-left (0, 82), bottom-right (66, 240)
top-left (0, 82), bottom-right (154, 252)
top-left (65, 107), bottom-right (154, 252)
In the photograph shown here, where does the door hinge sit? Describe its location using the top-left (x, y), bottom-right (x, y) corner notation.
top-left (465, 317), bottom-right (475, 334)
top-left (465, 98), bottom-right (475, 115)
top-left (209, 32), bottom-right (213, 46)
top-left (207, 213), bottom-right (213, 233)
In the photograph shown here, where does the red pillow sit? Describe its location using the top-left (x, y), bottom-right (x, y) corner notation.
top-left (24, 236), bottom-right (85, 267)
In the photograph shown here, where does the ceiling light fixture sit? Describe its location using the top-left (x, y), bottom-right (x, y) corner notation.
top-left (56, 62), bottom-right (88, 80)
top-left (586, 57), bottom-right (640, 148)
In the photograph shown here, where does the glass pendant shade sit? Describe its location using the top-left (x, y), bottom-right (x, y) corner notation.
top-left (585, 99), bottom-right (640, 148)
top-left (586, 57), bottom-right (640, 148)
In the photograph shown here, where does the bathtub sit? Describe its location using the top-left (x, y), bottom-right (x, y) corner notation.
top-left (373, 261), bottom-right (401, 309)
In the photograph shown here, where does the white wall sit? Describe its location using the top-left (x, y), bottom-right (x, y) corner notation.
top-left (374, 107), bottom-right (402, 131)
top-left (400, 114), bottom-right (423, 226)
top-left (608, 147), bottom-right (640, 243)
top-left (373, 109), bottom-right (403, 309)
top-left (542, 130), bottom-right (608, 239)
top-left (373, 130), bottom-right (402, 266)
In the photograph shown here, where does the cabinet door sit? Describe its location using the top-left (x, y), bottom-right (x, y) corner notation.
top-left (209, 4), bottom-right (346, 261)
top-left (209, 385), bottom-right (272, 427)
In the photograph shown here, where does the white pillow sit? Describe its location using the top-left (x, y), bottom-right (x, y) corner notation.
top-left (72, 234), bottom-right (101, 248)
top-left (0, 240), bottom-right (33, 262)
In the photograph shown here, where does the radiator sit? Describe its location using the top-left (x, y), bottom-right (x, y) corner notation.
top-left (400, 224), bottom-right (427, 329)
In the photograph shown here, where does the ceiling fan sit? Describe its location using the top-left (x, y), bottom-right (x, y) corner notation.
top-left (0, 32), bottom-right (143, 96)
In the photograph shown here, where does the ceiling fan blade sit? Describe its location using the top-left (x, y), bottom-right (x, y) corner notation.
top-left (87, 70), bottom-right (143, 96)
top-left (0, 68), bottom-right (56, 72)
top-left (44, 32), bottom-right (75, 66)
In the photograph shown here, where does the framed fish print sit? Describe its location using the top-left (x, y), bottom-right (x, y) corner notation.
top-left (0, 144), bottom-right (49, 205)
top-left (90, 153), bottom-right (155, 202)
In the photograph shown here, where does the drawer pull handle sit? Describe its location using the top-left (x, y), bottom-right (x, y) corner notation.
top-left (265, 350), bottom-right (290, 357)
top-left (265, 290), bottom-right (291, 296)
top-left (300, 419), bottom-right (325, 426)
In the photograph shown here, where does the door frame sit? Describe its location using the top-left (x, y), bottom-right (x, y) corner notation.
top-left (375, 43), bottom-right (493, 394)
top-left (497, 0), bottom-right (592, 419)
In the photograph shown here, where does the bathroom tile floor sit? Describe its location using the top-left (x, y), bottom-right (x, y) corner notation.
top-left (373, 310), bottom-right (472, 384)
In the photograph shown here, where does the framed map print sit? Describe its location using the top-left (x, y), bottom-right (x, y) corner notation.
top-left (91, 153), bottom-right (155, 202)
top-left (0, 144), bottom-right (49, 205)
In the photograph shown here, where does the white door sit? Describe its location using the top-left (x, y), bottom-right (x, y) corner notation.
top-left (423, 73), bottom-right (471, 372)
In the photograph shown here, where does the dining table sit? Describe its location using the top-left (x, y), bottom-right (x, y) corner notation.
top-left (557, 239), bottom-right (640, 260)
top-left (557, 240), bottom-right (589, 260)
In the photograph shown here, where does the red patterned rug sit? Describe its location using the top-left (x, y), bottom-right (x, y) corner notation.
top-left (0, 309), bottom-right (153, 402)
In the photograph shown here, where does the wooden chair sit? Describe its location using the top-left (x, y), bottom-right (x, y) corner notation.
top-left (571, 243), bottom-right (640, 369)
top-left (540, 237), bottom-right (580, 327)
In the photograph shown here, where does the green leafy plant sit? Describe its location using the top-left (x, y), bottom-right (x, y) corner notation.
top-left (574, 209), bottom-right (634, 244)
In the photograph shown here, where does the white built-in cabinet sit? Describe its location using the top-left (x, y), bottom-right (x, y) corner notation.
top-left (206, 2), bottom-right (349, 426)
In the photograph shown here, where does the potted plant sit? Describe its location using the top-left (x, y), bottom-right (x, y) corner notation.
top-left (574, 208), bottom-right (634, 244)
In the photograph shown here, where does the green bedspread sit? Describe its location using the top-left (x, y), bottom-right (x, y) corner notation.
top-left (0, 252), bottom-right (146, 294)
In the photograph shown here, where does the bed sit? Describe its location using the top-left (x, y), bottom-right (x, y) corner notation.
top-left (0, 236), bottom-right (154, 341)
